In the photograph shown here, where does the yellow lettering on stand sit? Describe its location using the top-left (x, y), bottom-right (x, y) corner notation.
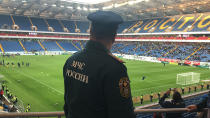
top-left (144, 20), bottom-right (158, 30)
top-left (177, 17), bottom-right (194, 29)
top-left (186, 14), bottom-right (203, 31)
top-left (165, 16), bottom-right (183, 32)
top-left (159, 18), bottom-right (175, 30)
top-left (197, 16), bottom-right (210, 29)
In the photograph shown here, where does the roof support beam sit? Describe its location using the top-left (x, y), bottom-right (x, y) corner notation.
top-left (19, 4), bottom-right (34, 15)
top-left (37, 6), bottom-right (52, 16)
top-left (51, 9), bottom-right (65, 18)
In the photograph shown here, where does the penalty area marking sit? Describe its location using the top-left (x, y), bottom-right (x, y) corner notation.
top-left (13, 70), bottom-right (63, 95)
top-left (201, 80), bottom-right (210, 82)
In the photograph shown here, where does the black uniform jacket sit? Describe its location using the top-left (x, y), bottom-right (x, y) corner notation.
top-left (63, 40), bottom-right (136, 118)
top-left (159, 94), bottom-right (185, 118)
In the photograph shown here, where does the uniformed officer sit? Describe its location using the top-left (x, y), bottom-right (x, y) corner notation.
top-left (158, 92), bottom-right (161, 100)
top-left (63, 11), bottom-right (136, 118)
top-left (11, 96), bottom-right (16, 104)
top-left (27, 104), bottom-right (31, 111)
top-left (150, 92), bottom-right (153, 102)
top-left (5, 87), bottom-right (8, 94)
top-left (181, 87), bottom-right (185, 94)
top-left (25, 108), bottom-right (29, 112)
top-left (7, 90), bottom-right (10, 97)
top-left (9, 92), bottom-right (12, 99)
top-left (194, 86), bottom-right (197, 92)
top-left (140, 95), bottom-right (143, 104)
top-left (201, 83), bottom-right (204, 91)
top-left (2, 83), bottom-right (5, 90)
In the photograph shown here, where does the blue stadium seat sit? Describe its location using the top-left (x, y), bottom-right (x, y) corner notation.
top-left (0, 14), bottom-right (13, 29)
top-left (57, 40), bottom-right (79, 51)
top-left (47, 19), bottom-right (63, 32)
top-left (76, 21), bottom-right (89, 33)
top-left (22, 40), bottom-right (44, 52)
top-left (0, 40), bottom-right (24, 52)
top-left (61, 20), bottom-right (76, 33)
top-left (30, 17), bottom-right (48, 31)
top-left (13, 16), bottom-right (31, 30)
top-left (41, 40), bottom-right (62, 51)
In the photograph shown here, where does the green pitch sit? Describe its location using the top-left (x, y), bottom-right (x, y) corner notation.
top-left (0, 55), bottom-right (209, 112)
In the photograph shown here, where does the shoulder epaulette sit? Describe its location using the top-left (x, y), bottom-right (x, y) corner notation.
top-left (108, 53), bottom-right (125, 63)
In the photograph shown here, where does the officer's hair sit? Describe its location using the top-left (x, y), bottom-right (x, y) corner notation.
top-left (172, 91), bottom-right (183, 102)
top-left (90, 23), bottom-right (118, 41)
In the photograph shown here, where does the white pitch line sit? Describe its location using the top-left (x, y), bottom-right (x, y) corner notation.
top-left (13, 70), bottom-right (64, 95)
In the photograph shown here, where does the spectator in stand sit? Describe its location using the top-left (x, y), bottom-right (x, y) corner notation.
top-left (0, 101), bottom-right (3, 111)
top-left (9, 105), bottom-right (17, 112)
top-left (187, 91), bottom-right (210, 118)
top-left (159, 90), bottom-right (185, 118)
top-left (0, 89), bottom-right (4, 100)
top-left (3, 103), bottom-right (9, 112)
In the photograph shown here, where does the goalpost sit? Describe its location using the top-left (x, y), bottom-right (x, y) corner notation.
top-left (176, 72), bottom-right (200, 85)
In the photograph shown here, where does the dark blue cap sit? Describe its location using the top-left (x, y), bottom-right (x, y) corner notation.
top-left (87, 11), bottom-right (123, 25)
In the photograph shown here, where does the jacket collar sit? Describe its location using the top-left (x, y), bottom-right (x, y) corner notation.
top-left (85, 40), bottom-right (110, 53)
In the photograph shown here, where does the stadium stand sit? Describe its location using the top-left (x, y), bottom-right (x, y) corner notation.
top-left (21, 40), bottom-right (44, 52)
top-left (0, 0), bottom-right (209, 117)
top-left (76, 21), bottom-right (89, 33)
top-left (41, 40), bottom-right (62, 51)
top-left (0, 14), bottom-right (209, 33)
top-left (12, 16), bottom-right (31, 31)
top-left (30, 17), bottom-right (48, 31)
top-left (61, 20), bottom-right (76, 33)
top-left (46, 19), bottom-right (63, 32)
top-left (0, 40), bottom-right (24, 52)
top-left (136, 91), bottom-right (208, 118)
top-left (111, 42), bottom-right (210, 62)
top-left (0, 15), bottom-right (13, 29)
top-left (0, 38), bottom-right (209, 62)
top-left (55, 40), bottom-right (80, 51)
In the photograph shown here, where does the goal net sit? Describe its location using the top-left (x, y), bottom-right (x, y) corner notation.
top-left (176, 72), bottom-right (200, 85)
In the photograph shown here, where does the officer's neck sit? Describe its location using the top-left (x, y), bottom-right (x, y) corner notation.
top-left (90, 38), bottom-right (113, 50)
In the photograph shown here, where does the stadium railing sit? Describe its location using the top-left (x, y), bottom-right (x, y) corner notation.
top-left (0, 108), bottom-right (208, 118)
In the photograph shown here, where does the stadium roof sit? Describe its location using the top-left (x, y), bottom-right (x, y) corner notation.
top-left (0, 0), bottom-right (209, 21)
top-left (62, 0), bottom-right (112, 5)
